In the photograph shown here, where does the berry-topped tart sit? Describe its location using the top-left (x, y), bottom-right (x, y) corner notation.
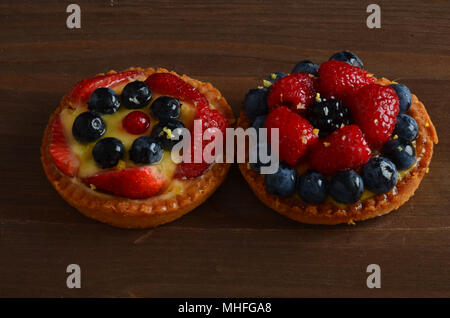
top-left (238, 51), bottom-right (438, 225)
top-left (41, 67), bottom-right (234, 228)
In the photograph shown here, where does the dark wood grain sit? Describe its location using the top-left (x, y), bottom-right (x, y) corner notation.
top-left (0, 0), bottom-right (449, 297)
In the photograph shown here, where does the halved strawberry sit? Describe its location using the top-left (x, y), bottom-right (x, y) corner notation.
top-left (83, 167), bottom-right (166, 199)
top-left (267, 72), bottom-right (318, 115)
top-left (318, 60), bottom-right (376, 103)
top-left (67, 70), bottom-right (145, 106)
top-left (175, 105), bottom-right (229, 179)
top-left (145, 72), bottom-right (209, 109)
top-left (48, 116), bottom-right (80, 177)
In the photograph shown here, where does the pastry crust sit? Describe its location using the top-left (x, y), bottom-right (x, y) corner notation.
top-left (41, 67), bottom-right (234, 229)
top-left (238, 77), bottom-right (438, 225)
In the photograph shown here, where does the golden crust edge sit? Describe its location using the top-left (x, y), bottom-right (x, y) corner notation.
top-left (238, 77), bottom-right (438, 225)
top-left (41, 67), bottom-right (233, 229)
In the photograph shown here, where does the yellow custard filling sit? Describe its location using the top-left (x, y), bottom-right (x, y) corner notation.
top-left (60, 85), bottom-right (197, 179)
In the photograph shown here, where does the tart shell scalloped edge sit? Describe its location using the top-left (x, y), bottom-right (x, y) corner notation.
top-left (238, 77), bottom-right (438, 225)
top-left (41, 67), bottom-right (234, 229)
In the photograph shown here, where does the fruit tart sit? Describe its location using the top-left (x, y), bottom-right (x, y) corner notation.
top-left (238, 51), bottom-right (438, 225)
top-left (41, 67), bottom-right (234, 228)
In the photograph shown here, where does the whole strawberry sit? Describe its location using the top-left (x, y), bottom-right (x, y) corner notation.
top-left (348, 84), bottom-right (399, 147)
top-left (267, 72), bottom-right (318, 115)
top-left (309, 125), bottom-right (372, 175)
top-left (318, 60), bottom-right (375, 103)
top-left (265, 106), bottom-right (318, 166)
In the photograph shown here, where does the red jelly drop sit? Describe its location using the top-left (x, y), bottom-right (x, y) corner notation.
top-left (122, 111), bottom-right (150, 135)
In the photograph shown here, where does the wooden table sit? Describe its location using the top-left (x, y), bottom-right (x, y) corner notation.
top-left (0, 0), bottom-right (449, 297)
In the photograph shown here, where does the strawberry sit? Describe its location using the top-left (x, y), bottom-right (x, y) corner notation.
top-left (267, 72), bottom-right (318, 115)
top-left (318, 60), bottom-right (375, 103)
top-left (48, 116), bottom-right (80, 177)
top-left (175, 161), bottom-right (211, 180)
top-left (83, 167), bottom-right (166, 199)
top-left (175, 105), bottom-right (229, 179)
top-left (145, 72), bottom-right (227, 179)
top-left (145, 72), bottom-right (210, 109)
top-left (309, 125), bottom-right (372, 175)
top-left (265, 106), bottom-right (318, 166)
top-left (348, 84), bottom-right (399, 147)
top-left (67, 70), bottom-right (145, 106)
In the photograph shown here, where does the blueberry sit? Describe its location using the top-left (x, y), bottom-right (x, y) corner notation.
top-left (88, 87), bottom-right (120, 114)
top-left (129, 136), bottom-right (163, 164)
top-left (361, 157), bottom-right (398, 194)
top-left (394, 114), bottom-right (418, 142)
top-left (150, 96), bottom-right (181, 121)
top-left (266, 72), bottom-right (286, 85)
top-left (92, 137), bottom-right (125, 169)
top-left (329, 51), bottom-right (364, 69)
top-left (72, 112), bottom-right (106, 143)
top-left (251, 115), bottom-right (267, 131)
top-left (249, 142), bottom-right (271, 173)
top-left (382, 139), bottom-right (416, 170)
top-left (390, 83), bottom-right (412, 113)
top-left (291, 60), bottom-right (319, 76)
top-left (244, 88), bottom-right (268, 119)
top-left (151, 119), bottom-right (185, 150)
top-left (264, 163), bottom-right (297, 197)
top-left (251, 115), bottom-right (267, 143)
top-left (121, 81), bottom-right (152, 109)
top-left (329, 170), bottom-right (364, 204)
top-left (297, 170), bottom-right (328, 204)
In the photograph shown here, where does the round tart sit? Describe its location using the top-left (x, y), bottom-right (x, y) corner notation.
top-left (41, 67), bottom-right (234, 228)
top-left (239, 52), bottom-right (438, 225)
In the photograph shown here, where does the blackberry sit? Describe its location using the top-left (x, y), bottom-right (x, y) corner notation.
top-left (306, 98), bottom-right (351, 138)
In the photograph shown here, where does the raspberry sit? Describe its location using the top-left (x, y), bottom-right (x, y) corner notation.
top-left (318, 60), bottom-right (375, 103)
top-left (265, 106), bottom-right (318, 167)
top-left (309, 125), bottom-right (372, 175)
top-left (348, 84), bottom-right (399, 147)
top-left (175, 105), bottom-right (229, 179)
top-left (145, 72), bottom-right (209, 109)
top-left (267, 72), bottom-right (318, 115)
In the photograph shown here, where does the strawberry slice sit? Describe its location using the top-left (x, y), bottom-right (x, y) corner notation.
top-left (144, 72), bottom-right (228, 179)
top-left (67, 70), bottom-right (145, 106)
top-left (48, 116), bottom-right (80, 177)
top-left (175, 105), bottom-right (229, 179)
top-left (145, 72), bottom-right (209, 109)
top-left (83, 167), bottom-right (166, 199)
